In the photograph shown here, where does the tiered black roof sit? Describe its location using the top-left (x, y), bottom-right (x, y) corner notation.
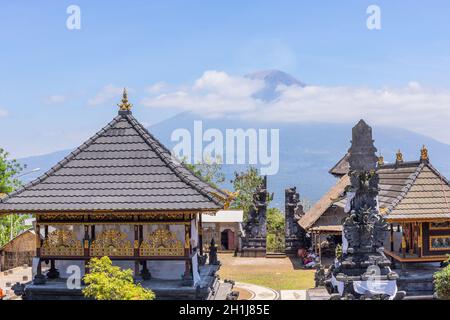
top-left (0, 97), bottom-right (227, 213)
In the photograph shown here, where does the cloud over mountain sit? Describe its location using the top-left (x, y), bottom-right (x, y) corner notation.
top-left (141, 70), bottom-right (450, 144)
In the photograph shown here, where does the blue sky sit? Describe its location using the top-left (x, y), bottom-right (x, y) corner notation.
top-left (1, 1), bottom-right (450, 157)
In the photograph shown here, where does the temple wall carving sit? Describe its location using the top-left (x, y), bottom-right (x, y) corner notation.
top-left (139, 227), bottom-right (184, 257)
top-left (41, 229), bottom-right (84, 256)
top-left (90, 229), bottom-right (133, 257)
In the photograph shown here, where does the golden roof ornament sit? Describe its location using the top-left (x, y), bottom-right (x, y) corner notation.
top-left (420, 145), bottom-right (429, 162)
top-left (396, 150), bottom-right (403, 163)
top-left (377, 155), bottom-right (384, 166)
top-left (118, 88), bottom-right (132, 112)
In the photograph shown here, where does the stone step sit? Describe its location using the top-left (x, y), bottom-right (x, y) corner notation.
top-left (266, 252), bottom-right (287, 258)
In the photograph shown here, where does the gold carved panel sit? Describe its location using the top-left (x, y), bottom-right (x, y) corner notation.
top-left (140, 227), bottom-right (184, 257)
top-left (41, 230), bottom-right (84, 256)
top-left (90, 230), bottom-right (133, 257)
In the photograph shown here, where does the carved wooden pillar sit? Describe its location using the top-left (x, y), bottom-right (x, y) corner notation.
top-left (409, 223), bottom-right (414, 255)
top-left (390, 224), bottom-right (394, 252)
top-left (134, 225), bottom-right (139, 276)
top-left (401, 225), bottom-right (407, 258)
top-left (35, 224), bottom-right (41, 257)
top-left (33, 224), bottom-right (46, 284)
top-left (183, 223), bottom-right (193, 282)
top-left (82, 225), bottom-right (90, 274)
top-left (84, 225), bottom-right (90, 257)
top-left (418, 223), bottom-right (423, 257)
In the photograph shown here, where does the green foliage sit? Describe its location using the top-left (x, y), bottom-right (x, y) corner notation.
top-left (0, 215), bottom-right (29, 247)
top-left (267, 208), bottom-right (284, 235)
top-left (0, 148), bottom-right (28, 247)
top-left (183, 155), bottom-right (225, 188)
top-left (0, 148), bottom-right (24, 194)
top-left (83, 257), bottom-right (155, 300)
top-left (266, 208), bottom-right (285, 253)
top-left (434, 264), bottom-right (450, 300)
top-left (230, 166), bottom-right (264, 217)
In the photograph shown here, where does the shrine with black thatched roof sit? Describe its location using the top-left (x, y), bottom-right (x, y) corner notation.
top-left (0, 90), bottom-right (236, 300)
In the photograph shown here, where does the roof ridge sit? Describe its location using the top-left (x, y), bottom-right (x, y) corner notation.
top-left (0, 116), bottom-right (122, 204)
top-left (384, 162), bottom-right (425, 215)
top-left (123, 114), bottom-right (226, 206)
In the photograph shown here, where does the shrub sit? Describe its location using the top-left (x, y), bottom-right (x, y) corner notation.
top-left (434, 264), bottom-right (450, 300)
top-left (83, 256), bottom-right (155, 300)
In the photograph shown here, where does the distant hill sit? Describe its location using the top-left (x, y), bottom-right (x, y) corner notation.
top-left (17, 70), bottom-right (450, 209)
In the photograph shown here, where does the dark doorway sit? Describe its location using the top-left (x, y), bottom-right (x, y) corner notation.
top-left (221, 230), bottom-right (229, 250)
top-left (221, 229), bottom-right (235, 250)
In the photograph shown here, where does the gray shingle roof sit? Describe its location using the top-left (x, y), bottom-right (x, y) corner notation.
top-left (0, 111), bottom-right (227, 213)
top-left (378, 161), bottom-right (450, 220)
top-left (304, 157), bottom-right (450, 227)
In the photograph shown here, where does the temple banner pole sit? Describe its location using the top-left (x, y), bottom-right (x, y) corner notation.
top-left (198, 213), bottom-right (203, 256)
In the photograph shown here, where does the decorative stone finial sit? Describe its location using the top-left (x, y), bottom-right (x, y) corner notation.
top-left (348, 119), bottom-right (378, 172)
top-left (396, 150), bottom-right (403, 163)
top-left (420, 145), bottom-right (429, 162)
top-left (377, 155), bottom-right (384, 166)
top-left (118, 88), bottom-right (132, 113)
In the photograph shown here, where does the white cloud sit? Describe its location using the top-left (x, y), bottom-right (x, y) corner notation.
top-left (88, 85), bottom-right (125, 106)
top-left (147, 82), bottom-right (168, 94)
top-left (142, 71), bottom-right (264, 116)
top-left (44, 94), bottom-right (67, 104)
top-left (0, 108), bottom-right (8, 117)
top-left (141, 70), bottom-right (450, 144)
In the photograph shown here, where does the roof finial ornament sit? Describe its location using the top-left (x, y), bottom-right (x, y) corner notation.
top-left (377, 154), bottom-right (384, 166)
top-left (118, 88), bottom-right (132, 113)
top-left (420, 145), bottom-right (429, 162)
top-left (396, 149), bottom-right (403, 164)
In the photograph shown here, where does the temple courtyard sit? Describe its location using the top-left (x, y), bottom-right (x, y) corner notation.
top-left (217, 253), bottom-right (315, 299)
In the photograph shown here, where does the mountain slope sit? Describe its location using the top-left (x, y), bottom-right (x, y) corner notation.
top-left (19, 113), bottom-right (450, 209)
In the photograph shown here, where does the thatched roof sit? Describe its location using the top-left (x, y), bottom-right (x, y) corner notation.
top-left (299, 175), bottom-right (350, 230)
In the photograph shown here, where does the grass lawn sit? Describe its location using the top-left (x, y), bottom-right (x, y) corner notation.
top-left (217, 253), bottom-right (315, 291)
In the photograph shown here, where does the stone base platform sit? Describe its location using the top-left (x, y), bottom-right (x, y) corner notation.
top-left (22, 264), bottom-right (234, 300)
top-left (394, 264), bottom-right (440, 297)
top-left (240, 248), bottom-right (266, 258)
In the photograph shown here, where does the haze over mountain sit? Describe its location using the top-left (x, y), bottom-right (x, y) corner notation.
top-left (17, 70), bottom-right (450, 209)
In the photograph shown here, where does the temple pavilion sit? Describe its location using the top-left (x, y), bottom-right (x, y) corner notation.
top-left (301, 145), bottom-right (450, 264)
top-left (0, 90), bottom-right (233, 299)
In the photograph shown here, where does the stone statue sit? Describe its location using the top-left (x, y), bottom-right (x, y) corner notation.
top-left (326, 120), bottom-right (402, 300)
top-left (209, 238), bottom-right (219, 265)
top-left (285, 186), bottom-right (307, 254)
top-left (241, 176), bottom-right (269, 257)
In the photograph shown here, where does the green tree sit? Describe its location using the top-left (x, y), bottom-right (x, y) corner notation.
top-left (0, 148), bottom-right (27, 247)
top-left (434, 261), bottom-right (450, 300)
top-left (0, 215), bottom-right (29, 247)
top-left (183, 155), bottom-right (225, 188)
top-left (0, 148), bottom-right (24, 194)
top-left (83, 257), bottom-right (155, 300)
top-left (230, 166), bottom-right (264, 217)
top-left (266, 208), bottom-right (285, 253)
